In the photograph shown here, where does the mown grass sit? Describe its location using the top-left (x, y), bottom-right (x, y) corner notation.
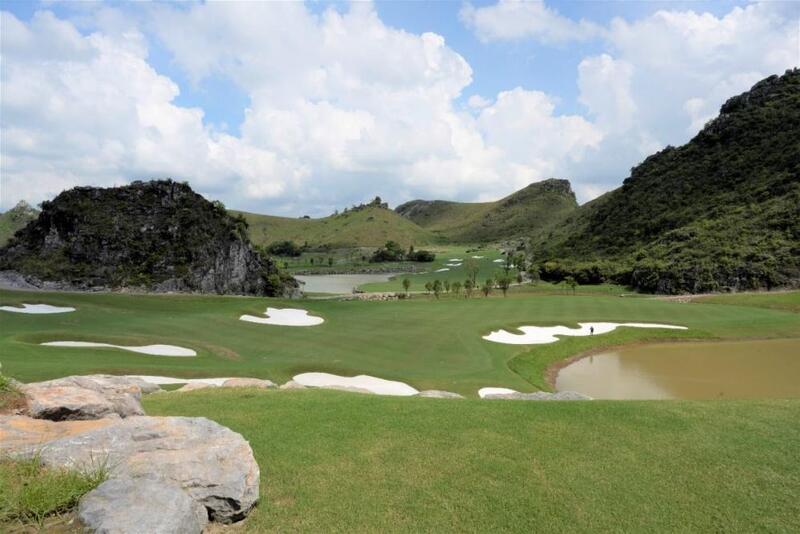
top-left (145, 389), bottom-right (800, 532)
top-left (697, 290), bottom-right (800, 313)
top-left (0, 456), bottom-right (106, 529)
top-left (2, 289), bottom-right (799, 394)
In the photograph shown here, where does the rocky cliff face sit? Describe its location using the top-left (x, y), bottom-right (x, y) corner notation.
top-left (0, 180), bottom-right (297, 296)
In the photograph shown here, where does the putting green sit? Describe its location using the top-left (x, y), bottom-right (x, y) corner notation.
top-left (2, 289), bottom-right (799, 395)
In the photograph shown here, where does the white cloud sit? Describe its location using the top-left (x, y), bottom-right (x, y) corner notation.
top-left (460, 0), bottom-right (601, 44)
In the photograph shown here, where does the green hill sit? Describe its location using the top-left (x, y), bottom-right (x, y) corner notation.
top-left (236, 205), bottom-right (437, 248)
top-left (395, 178), bottom-right (578, 243)
top-left (534, 69), bottom-right (800, 293)
top-left (0, 201), bottom-right (38, 246)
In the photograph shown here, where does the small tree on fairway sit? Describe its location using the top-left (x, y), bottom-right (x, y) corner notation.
top-left (516, 271), bottom-right (524, 284)
top-left (464, 278), bottom-right (474, 298)
top-left (432, 279), bottom-right (443, 299)
top-left (328, 257), bottom-right (334, 267)
top-left (565, 275), bottom-right (578, 295)
top-left (465, 258), bottom-right (480, 285)
top-left (503, 254), bottom-right (513, 275)
top-left (424, 281), bottom-right (433, 295)
top-left (496, 275), bottom-right (511, 297)
top-left (451, 281), bottom-right (462, 297)
top-left (402, 278), bottom-right (411, 295)
top-left (444, 280), bottom-right (451, 293)
top-left (481, 278), bottom-right (493, 297)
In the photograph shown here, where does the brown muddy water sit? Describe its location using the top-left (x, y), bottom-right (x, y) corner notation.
top-left (555, 338), bottom-right (800, 400)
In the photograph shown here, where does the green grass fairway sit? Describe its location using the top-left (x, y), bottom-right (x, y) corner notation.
top-left (697, 290), bottom-right (800, 313)
top-left (144, 390), bottom-right (800, 532)
top-left (2, 289), bottom-right (799, 394)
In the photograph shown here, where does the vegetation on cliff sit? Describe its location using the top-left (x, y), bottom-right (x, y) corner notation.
top-left (0, 180), bottom-right (295, 296)
top-left (533, 69), bottom-right (800, 293)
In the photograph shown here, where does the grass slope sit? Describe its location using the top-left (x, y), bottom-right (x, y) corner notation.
top-left (0, 201), bottom-right (38, 246)
top-left (2, 289), bottom-right (798, 394)
top-left (396, 179), bottom-right (577, 243)
top-left (236, 206), bottom-right (436, 248)
top-left (145, 390), bottom-right (800, 532)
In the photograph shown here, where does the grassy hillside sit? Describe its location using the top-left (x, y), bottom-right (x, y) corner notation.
top-left (0, 201), bottom-right (38, 246)
top-left (236, 206), bottom-right (437, 248)
top-left (2, 289), bottom-right (799, 393)
top-left (145, 390), bottom-right (800, 532)
top-left (534, 69), bottom-right (800, 293)
top-left (396, 179), bottom-right (578, 243)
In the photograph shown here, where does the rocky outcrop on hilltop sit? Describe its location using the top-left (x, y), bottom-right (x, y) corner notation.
top-left (0, 180), bottom-right (297, 296)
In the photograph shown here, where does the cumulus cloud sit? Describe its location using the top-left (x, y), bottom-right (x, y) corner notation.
top-left (460, 0), bottom-right (601, 43)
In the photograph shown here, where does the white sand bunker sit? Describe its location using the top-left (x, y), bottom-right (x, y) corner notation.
top-left (446, 263), bottom-right (462, 267)
top-left (478, 387), bottom-right (517, 398)
top-left (131, 375), bottom-right (232, 386)
top-left (493, 259), bottom-right (505, 263)
top-left (435, 268), bottom-right (450, 273)
top-left (240, 307), bottom-right (323, 326)
top-left (41, 341), bottom-right (196, 357)
top-left (483, 322), bottom-right (688, 345)
top-left (448, 258), bottom-right (463, 262)
top-left (471, 255), bottom-right (484, 259)
top-left (293, 372), bottom-right (419, 396)
top-left (1, 303), bottom-right (75, 314)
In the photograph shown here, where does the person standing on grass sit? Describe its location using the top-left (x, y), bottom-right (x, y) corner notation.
top-left (590, 326), bottom-right (594, 335)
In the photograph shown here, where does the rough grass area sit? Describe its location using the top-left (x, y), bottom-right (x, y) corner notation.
top-left (0, 457), bottom-right (106, 529)
top-left (145, 389), bottom-right (800, 533)
top-left (2, 289), bottom-right (799, 394)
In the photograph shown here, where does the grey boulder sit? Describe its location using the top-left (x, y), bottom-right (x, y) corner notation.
top-left (22, 375), bottom-right (152, 420)
top-left (418, 390), bottom-right (464, 399)
top-left (26, 416), bottom-right (259, 523)
top-left (222, 378), bottom-right (276, 389)
top-left (79, 478), bottom-right (209, 534)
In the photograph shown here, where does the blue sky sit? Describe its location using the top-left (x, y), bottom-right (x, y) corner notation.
top-left (1, 1), bottom-right (796, 214)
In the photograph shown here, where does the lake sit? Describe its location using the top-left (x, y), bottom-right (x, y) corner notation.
top-left (296, 273), bottom-right (399, 294)
top-left (555, 338), bottom-right (800, 400)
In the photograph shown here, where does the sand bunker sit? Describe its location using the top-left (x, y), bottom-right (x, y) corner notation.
top-left (448, 258), bottom-right (463, 262)
top-left (471, 255), bottom-right (484, 259)
top-left (478, 387), bottom-right (517, 398)
top-left (1, 303), bottom-right (75, 314)
top-left (240, 307), bottom-right (324, 326)
top-left (446, 263), bottom-right (462, 267)
top-left (41, 341), bottom-right (196, 356)
top-left (492, 259), bottom-right (505, 263)
top-left (293, 372), bottom-right (419, 396)
top-left (483, 322), bottom-right (688, 345)
top-left (131, 375), bottom-right (232, 386)
top-left (435, 268), bottom-right (450, 273)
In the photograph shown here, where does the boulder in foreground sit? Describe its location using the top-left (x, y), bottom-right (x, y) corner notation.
top-left (79, 478), bottom-right (209, 534)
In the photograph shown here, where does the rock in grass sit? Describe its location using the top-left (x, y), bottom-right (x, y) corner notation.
top-left (79, 478), bottom-right (209, 534)
top-left (279, 380), bottom-right (306, 390)
top-left (222, 378), bottom-right (276, 389)
top-left (418, 390), bottom-right (464, 399)
top-left (27, 416), bottom-right (259, 523)
top-left (483, 391), bottom-right (592, 401)
top-left (177, 382), bottom-right (217, 392)
top-left (22, 375), bottom-right (151, 420)
top-left (0, 415), bottom-right (118, 453)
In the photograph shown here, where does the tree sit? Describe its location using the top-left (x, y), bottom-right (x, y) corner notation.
top-left (402, 277), bottom-right (411, 295)
top-left (481, 278), bottom-right (493, 297)
top-left (527, 265), bottom-right (540, 286)
top-left (465, 258), bottom-right (480, 285)
top-left (424, 281), bottom-right (433, 294)
top-left (464, 278), bottom-right (474, 298)
top-left (451, 280), bottom-right (462, 297)
top-left (503, 254), bottom-right (513, 275)
top-left (444, 280), bottom-right (451, 293)
top-left (565, 275), bottom-right (578, 295)
top-left (328, 257), bottom-right (334, 267)
top-left (496, 274), bottom-right (511, 297)
top-left (512, 253), bottom-right (527, 272)
top-left (432, 279), bottom-right (443, 299)
top-left (516, 271), bottom-right (524, 284)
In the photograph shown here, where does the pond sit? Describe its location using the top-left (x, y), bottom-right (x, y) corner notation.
top-left (296, 273), bottom-right (400, 294)
top-left (555, 338), bottom-right (800, 400)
